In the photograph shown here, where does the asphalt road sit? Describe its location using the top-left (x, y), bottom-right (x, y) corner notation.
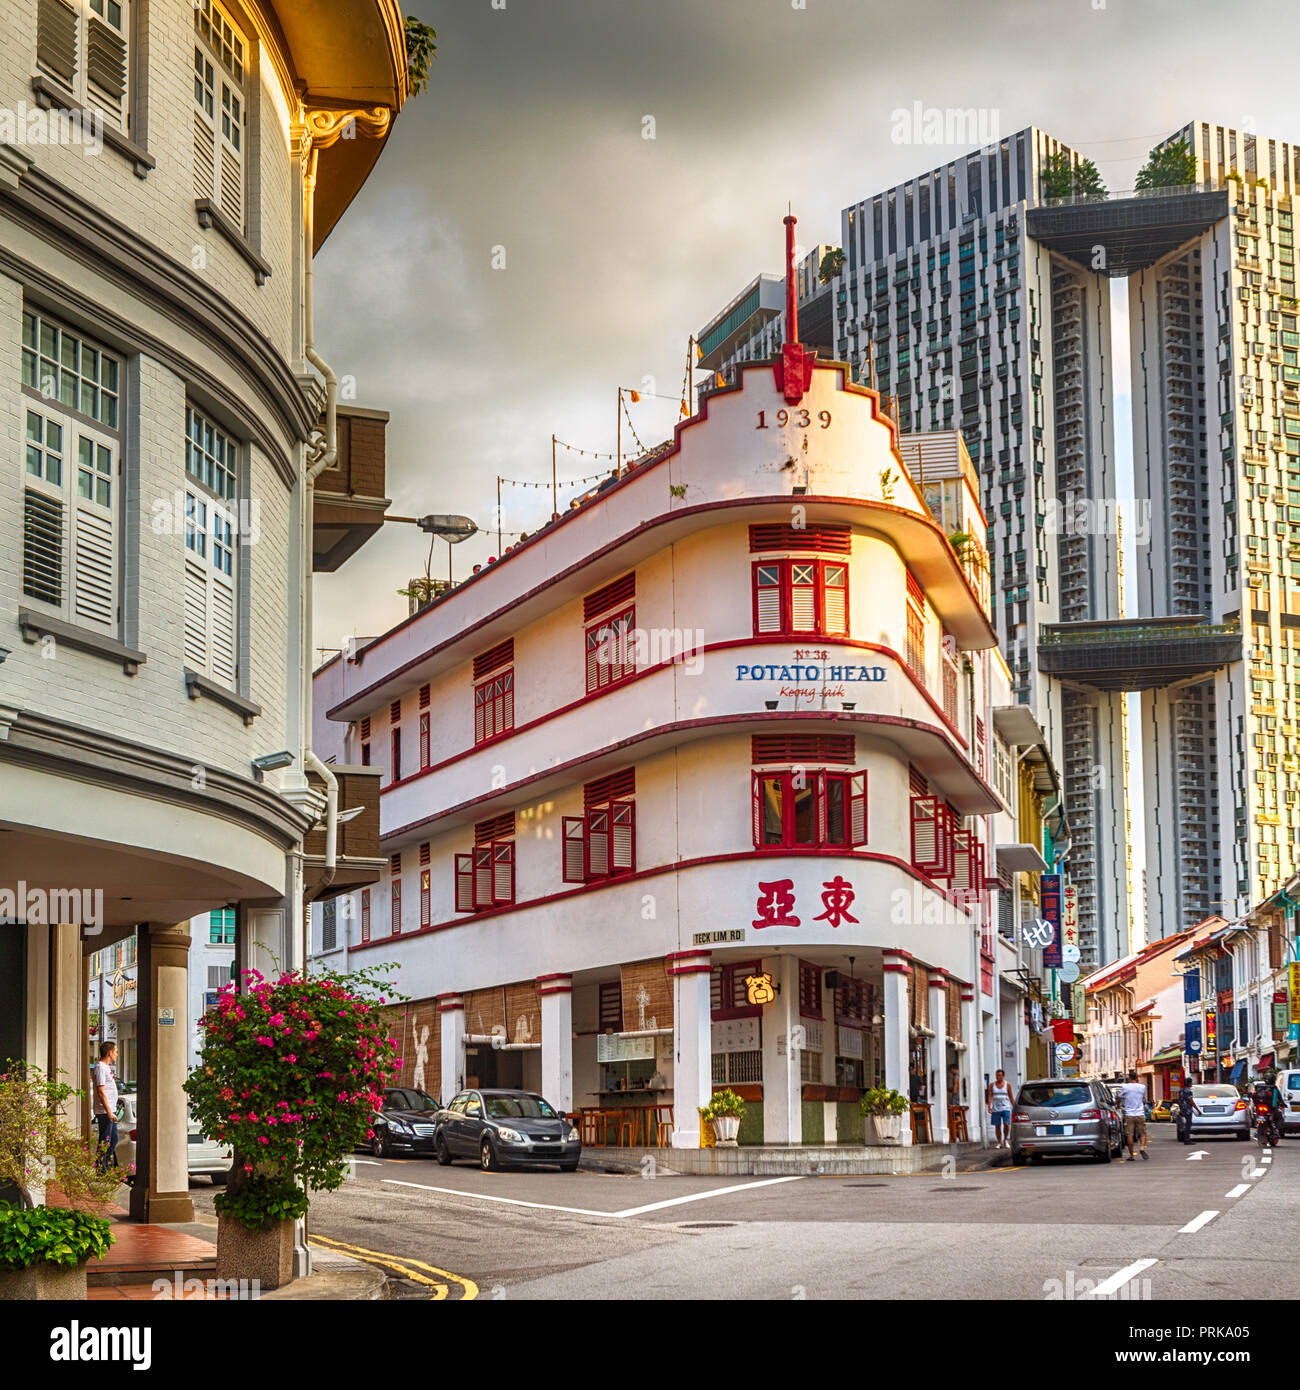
top-left (191, 1122), bottom-right (1298, 1300)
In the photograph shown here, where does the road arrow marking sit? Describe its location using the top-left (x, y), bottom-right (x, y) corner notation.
top-left (1179, 1209), bottom-right (1219, 1234)
top-left (1186, 1150), bottom-right (1209, 1160)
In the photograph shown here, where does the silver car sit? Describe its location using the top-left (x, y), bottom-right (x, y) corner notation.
top-left (1010, 1079), bottom-right (1124, 1164)
top-left (1176, 1084), bottom-right (1251, 1141)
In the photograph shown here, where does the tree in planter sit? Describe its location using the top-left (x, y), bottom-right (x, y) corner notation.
top-left (1134, 139), bottom-right (1198, 192)
top-left (0, 1062), bottom-right (122, 1296)
top-left (184, 964), bottom-right (402, 1247)
top-left (1041, 152), bottom-right (1107, 201)
top-left (706, 1089), bottom-right (746, 1120)
top-left (858, 1086), bottom-right (908, 1118)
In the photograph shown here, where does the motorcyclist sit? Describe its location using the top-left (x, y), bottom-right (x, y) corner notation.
top-left (1258, 1075), bottom-right (1286, 1142)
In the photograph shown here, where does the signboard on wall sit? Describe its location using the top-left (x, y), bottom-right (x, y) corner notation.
top-left (1205, 1011), bottom-right (1217, 1052)
top-left (596, 1034), bottom-right (655, 1063)
top-left (1062, 886), bottom-right (1078, 951)
top-left (713, 1017), bottom-right (760, 1054)
top-left (1040, 875), bottom-right (1063, 969)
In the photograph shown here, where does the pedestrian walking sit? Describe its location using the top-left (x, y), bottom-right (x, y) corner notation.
top-left (1176, 1083), bottom-right (1201, 1143)
top-left (1117, 1069), bottom-right (1149, 1161)
top-left (92, 1041), bottom-right (120, 1176)
top-left (987, 1069), bottom-right (1014, 1149)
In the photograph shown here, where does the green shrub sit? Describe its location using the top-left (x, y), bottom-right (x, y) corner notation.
top-left (859, 1086), bottom-right (908, 1118)
top-left (707, 1089), bottom-right (746, 1120)
top-left (0, 1203), bottom-right (113, 1270)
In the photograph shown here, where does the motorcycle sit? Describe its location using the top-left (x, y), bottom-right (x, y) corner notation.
top-left (1254, 1100), bottom-right (1281, 1147)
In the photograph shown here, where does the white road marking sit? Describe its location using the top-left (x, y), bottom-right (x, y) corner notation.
top-left (1249, 1167), bottom-right (1266, 1178)
top-left (613, 1175), bottom-right (804, 1219)
top-left (1185, 1150), bottom-right (1208, 1160)
top-left (381, 1178), bottom-right (616, 1219)
top-left (352, 1159), bottom-right (383, 1166)
top-left (1225, 1184), bottom-right (1250, 1198)
top-left (1080, 1258), bottom-right (1157, 1299)
top-left (1262, 1155), bottom-right (1273, 1164)
top-left (1179, 1210), bottom-right (1219, 1234)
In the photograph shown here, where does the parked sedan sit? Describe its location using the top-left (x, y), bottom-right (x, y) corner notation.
top-left (1009, 1079), bottom-right (1124, 1164)
top-left (366, 1087), bottom-right (442, 1158)
top-left (1176, 1084), bottom-right (1251, 1141)
top-left (433, 1089), bottom-right (581, 1171)
top-left (114, 1099), bottom-right (232, 1185)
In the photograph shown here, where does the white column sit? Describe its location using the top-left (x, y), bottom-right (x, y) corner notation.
top-left (882, 951), bottom-right (912, 1145)
top-left (929, 974), bottom-right (950, 1144)
top-left (961, 986), bottom-right (980, 1144)
top-left (822, 983), bottom-right (838, 1145)
top-left (438, 993), bottom-right (466, 1100)
top-left (668, 951), bottom-right (711, 1149)
top-left (537, 974), bottom-right (573, 1114)
top-left (761, 955), bottom-right (802, 1146)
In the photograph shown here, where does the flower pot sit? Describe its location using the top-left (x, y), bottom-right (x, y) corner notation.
top-left (711, 1115), bottom-right (741, 1146)
top-left (867, 1113), bottom-right (904, 1145)
top-left (216, 1213), bottom-right (294, 1291)
top-left (0, 1261), bottom-right (88, 1300)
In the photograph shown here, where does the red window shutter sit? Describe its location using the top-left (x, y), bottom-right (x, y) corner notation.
top-left (905, 568), bottom-right (924, 607)
top-left (473, 639), bottom-right (513, 680)
top-left (587, 808), bottom-right (610, 877)
top-left (755, 773), bottom-right (785, 847)
top-left (474, 682), bottom-right (487, 743)
top-left (454, 854), bottom-right (474, 912)
top-left (585, 768), bottom-right (635, 808)
top-left (360, 717), bottom-right (371, 740)
top-left (849, 771), bottom-right (868, 846)
top-left (790, 562), bottom-right (817, 631)
top-left (815, 773), bottom-right (828, 844)
top-left (753, 562), bottom-right (783, 634)
top-left (419, 684), bottom-right (430, 709)
top-left (752, 735), bottom-right (853, 765)
top-left (492, 841), bottom-right (515, 905)
top-left (502, 670), bottom-right (514, 731)
top-left (390, 700), bottom-right (401, 722)
top-left (361, 742), bottom-right (371, 766)
top-left (908, 764), bottom-right (928, 797)
top-left (472, 846), bottom-right (493, 909)
top-left (911, 795), bottom-right (943, 872)
top-left (361, 889), bottom-right (370, 943)
top-left (710, 967), bottom-right (723, 1015)
top-left (475, 812), bottom-right (516, 845)
top-left (821, 561), bottom-right (848, 635)
top-left (751, 772), bottom-right (763, 849)
top-left (419, 841), bottom-right (430, 866)
top-left (599, 982), bottom-right (624, 1030)
top-left (950, 830), bottom-right (973, 896)
top-left (419, 713), bottom-right (430, 769)
top-left (420, 870), bottom-right (430, 927)
top-left (585, 625), bottom-right (602, 693)
top-left (391, 879), bottom-right (402, 935)
top-left (390, 728), bottom-right (402, 782)
top-left (562, 817), bottom-right (587, 883)
top-left (610, 801), bottom-right (634, 872)
top-left (748, 523), bottom-right (851, 555)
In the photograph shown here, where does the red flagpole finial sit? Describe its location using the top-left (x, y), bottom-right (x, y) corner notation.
top-left (783, 213), bottom-right (799, 346)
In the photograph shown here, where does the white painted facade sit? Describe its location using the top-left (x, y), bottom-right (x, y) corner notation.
top-left (312, 354), bottom-right (1044, 1148)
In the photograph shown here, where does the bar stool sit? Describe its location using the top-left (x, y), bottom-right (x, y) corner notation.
top-left (949, 1104), bottom-right (970, 1142)
top-left (579, 1109), bottom-right (601, 1146)
top-left (651, 1104), bottom-right (674, 1147)
top-left (910, 1102), bottom-right (933, 1145)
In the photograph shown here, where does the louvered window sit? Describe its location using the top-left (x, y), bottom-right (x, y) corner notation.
top-left (583, 572), bottom-right (635, 623)
top-left (749, 523), bottom-right (851, 555)
top-left (36, 0), bottom-right (132, 133)
top-left (474, 669), bottom-right (514, 743)
top-left (910, 795), bottom-right (955, 880)
top-left (20, 312), bottom-right (122, 636)
top-left (183, 406), bottom-right (239, 687)
top-left (360, 889), bottom-right (371, 944)
top-left (193, 0), bottom-right (246, 233)
top-left (390, 853), bottom-right (402, 935)
top-left (419, 712), bottom-right (430, 769)
top-left (563, 771), bottom-right (636, 883)
top-left (751, 770), bottom-right (867, 849)
top-left (454, 838), bottom-right (515, 912)
top-left (750, 559), bottom-right (849, 637)
top-left (585, 607), bottom-right (636, 693)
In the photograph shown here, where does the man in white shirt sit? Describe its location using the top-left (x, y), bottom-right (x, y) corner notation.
top-left (91, 1041), bottom-right (120, 1175)
top-left (1117, 1069), bottom-right (1149, 1161)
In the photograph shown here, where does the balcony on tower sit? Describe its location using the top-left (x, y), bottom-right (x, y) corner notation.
top-left (1037, 614), bottom-right (1242, 692)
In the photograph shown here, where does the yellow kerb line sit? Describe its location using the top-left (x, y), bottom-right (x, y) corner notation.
top-left (309, 1232), bottom-right (480, 1300)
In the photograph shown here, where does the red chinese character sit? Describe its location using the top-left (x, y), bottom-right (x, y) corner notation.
top-left (753, 880), bottom-right (800, 929)
top-left (813, 876), bottom-right (858, 927)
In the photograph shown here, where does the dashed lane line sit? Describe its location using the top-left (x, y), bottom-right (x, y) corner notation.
top-left (1080, 1258), bottom-right (1158, 1299)
top-left (1225, 1184), bottom-right (1250, 1198)
top-left (1179, 1209), bottom-right (1220, 1234)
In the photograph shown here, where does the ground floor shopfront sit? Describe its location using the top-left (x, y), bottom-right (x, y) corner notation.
top-left (380, 942), bottom-right (1006, 1149)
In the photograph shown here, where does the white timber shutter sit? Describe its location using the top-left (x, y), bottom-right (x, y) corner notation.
top-left (86, 0), bottom-right (129, 130)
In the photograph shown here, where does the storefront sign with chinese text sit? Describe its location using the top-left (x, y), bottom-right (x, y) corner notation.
top-left (1039, 875), bottom-right (1063, 969)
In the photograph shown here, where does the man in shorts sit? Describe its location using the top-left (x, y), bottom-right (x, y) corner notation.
top-left (1117, 1069), bottom-right (1149, 1161)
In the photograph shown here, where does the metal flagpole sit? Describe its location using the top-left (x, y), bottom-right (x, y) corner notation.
top-left (496, 475), bottom-right (502, 554)
top-left (616, 388), bottom-right (622, 477)
top-left (551, 435), bottom-right (558, 519)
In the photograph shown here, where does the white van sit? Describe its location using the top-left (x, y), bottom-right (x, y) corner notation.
top-left (1278, 1069), bottom-right (1300, 1136)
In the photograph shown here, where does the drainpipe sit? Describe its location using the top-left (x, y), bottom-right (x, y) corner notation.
top-left (301, 142), bottom-right (338, 919)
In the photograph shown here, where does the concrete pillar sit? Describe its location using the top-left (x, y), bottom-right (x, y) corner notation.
top-left (129, 923), bottom-right (193, 1224)
top-left (929, 972), bottom-right (950, 1143)
top-left (667, 950), bottom-right (711, 1148)
top-left (537, 974), bottom-right (573, 1114)
top-left (822, 982), bottom-right (837, 1144)
top-left (881, 950), bottom-right (911, 1144)
top-left (49, 924), bottom-right (83, 1126)
top-left (961, 986), bottom-right (980, 1144)
top-left (761, 955), bottom-right (802, 1145)
top-left (437, 993), bottom-right (466, 1100)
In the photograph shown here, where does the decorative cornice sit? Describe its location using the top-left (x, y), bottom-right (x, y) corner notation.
top-left (302, 106), bottom-right (392, 154)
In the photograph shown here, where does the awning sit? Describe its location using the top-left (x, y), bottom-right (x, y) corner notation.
top-left (1150, 1045), bottom-right (1184, 1065)
top-left (997, 843), bottom-right (1049, 873)
top-left (1256, 1053), bottom-right (1275, 1071)
top-left (1229, 1059), bottom-right (1247, 1083)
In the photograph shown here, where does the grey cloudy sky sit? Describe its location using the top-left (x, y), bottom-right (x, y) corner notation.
top-left (311, 0), bottom-right (1299, 653)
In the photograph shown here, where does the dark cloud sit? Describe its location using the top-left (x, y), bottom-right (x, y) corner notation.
top-left (311, 0), bottom-right (1298, 650)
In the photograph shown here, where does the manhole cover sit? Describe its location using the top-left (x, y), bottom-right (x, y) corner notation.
top-left (928, 1186), bottom-right (984, 1193)
top-left (844, 1182), bottom-right (889, 1187)
top-left (676, 1221), bottom-right (737, 1229)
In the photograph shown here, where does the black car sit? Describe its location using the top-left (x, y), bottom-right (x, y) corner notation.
top-left (433, 1089), bottom-right (581, 1171)
top-left (366, 1087), bottom-right (441, 1158)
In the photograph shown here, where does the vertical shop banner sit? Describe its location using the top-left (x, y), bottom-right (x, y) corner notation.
top-left (1040, 874), bottom-right (1062, 968)
top-left (1205, 1011), bottom-right (1217, 1052)
top-left (1062, 885), bottom-right (1078, 953)
top-left (1291, 963), bottom-right (1300, 1024)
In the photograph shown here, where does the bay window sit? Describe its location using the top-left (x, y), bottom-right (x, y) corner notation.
top-left (751, 769), bottom-right (867, 849)
top-left (752, 559), bottom-right (849, 637)
top-left (20, 310), bottom-right (122, 636)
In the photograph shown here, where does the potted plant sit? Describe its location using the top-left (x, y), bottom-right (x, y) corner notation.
top-left (0, 1060), bottom-right (121, 1299)
top-left (185, 963), bottom-right (401, 1290)
top-left (859, 1086), bottom-right (908, 1144)
top-left (706, 1089), bottom-right (746, 1146)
